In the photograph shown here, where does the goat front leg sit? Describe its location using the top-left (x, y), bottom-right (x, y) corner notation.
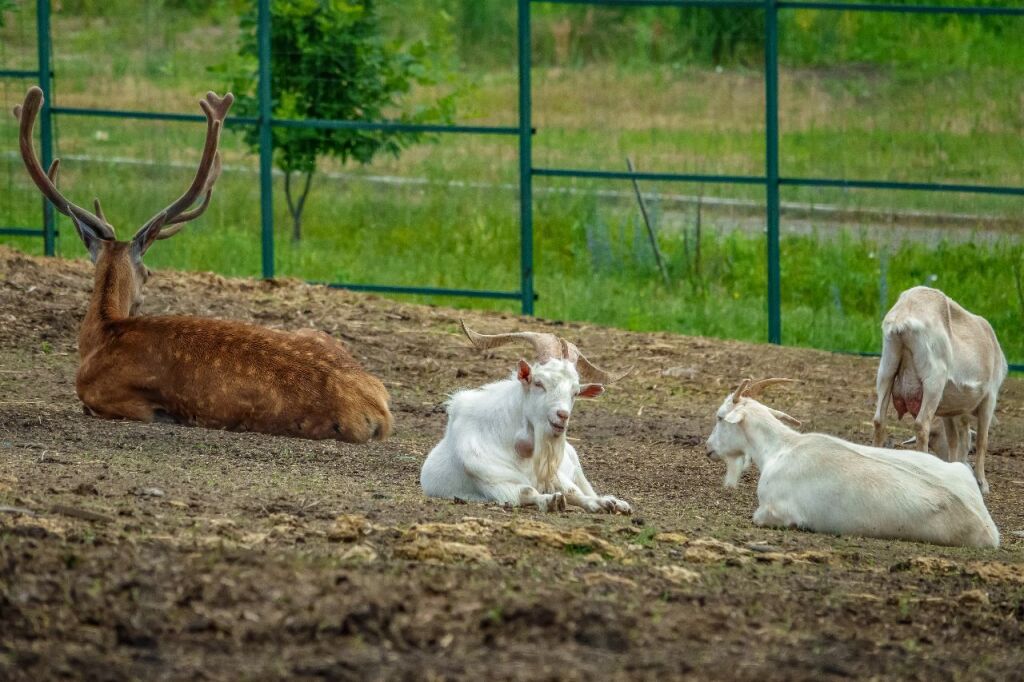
top-left (974, 397), bottom-right (994, 495)
top-left (520, 486), bottom-right (567, 512)
top-left (912, 375), bottom-right (944, 456)
top-left (467, 467), bottom-right (566, 512)
top-left (561, 486), bottom-right (631, 515)
top-left (872, 340), bottom-right (900, 447)
top-left (557, 446), bottom-right (631, 514)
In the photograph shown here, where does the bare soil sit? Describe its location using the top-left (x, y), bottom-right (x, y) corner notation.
top-left (1, 245), bottom-right (1022, 681)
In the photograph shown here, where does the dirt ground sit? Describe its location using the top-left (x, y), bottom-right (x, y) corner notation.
top-left (1, 245), bottom-right (1022, 681)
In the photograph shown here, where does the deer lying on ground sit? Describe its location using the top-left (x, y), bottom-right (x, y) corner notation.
top-left (706, 378), bottom-right (999, 548)
top-left (420, 322), bottom-right (631, 513)
top-left (13, 86), bottom-right (392, 442)
top-left (872, 286), bottom-right (1006, 494)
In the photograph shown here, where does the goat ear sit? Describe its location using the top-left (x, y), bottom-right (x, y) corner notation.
top-left (517, 359), bottom-right (532, 384)
top-left (724, 407), bottom-right (744, 424)
top-left (578, 383), bottom-right (604, 399)
top-left (70, 214), bottom-right (105, 263)
top-left (769, 407), bottom-right (801, 428)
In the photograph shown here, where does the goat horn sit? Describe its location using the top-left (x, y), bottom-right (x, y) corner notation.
top-left (573, 345), bottom-right (631, 384)
top-left (731, 379), bottom-right (751, 404)
top-left (743, 377), bottom-right (799, 400)
top-left (460, 320), bottom-right (563, 363)
top-left (460, 320), bottom-right (629, 383)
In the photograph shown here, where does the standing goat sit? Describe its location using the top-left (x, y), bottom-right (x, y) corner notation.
top-left (420, 322), bottom-right (631, 513)
top-left (13, 86), bottom-right (391, 442)
top-left (706, 379), bottom-right (999, 548)
top-left (872, 286), bottom-right (1006, 494)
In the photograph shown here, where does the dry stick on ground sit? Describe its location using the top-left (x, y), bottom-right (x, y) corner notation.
top-left (0, 506), bottom-right (37, 516)
top-left (49, 504), bottom-right (116, 523)
top-left (626, 157), bottom-right (670, 287)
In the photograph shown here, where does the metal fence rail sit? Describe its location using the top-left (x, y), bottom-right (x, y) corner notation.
top-left (2, 0), bottom-right (1023, 368)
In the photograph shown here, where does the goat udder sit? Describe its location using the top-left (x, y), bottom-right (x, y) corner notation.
top-left (892, 370), bottom-right (923, 419)
top-left (892, 391), bottom-right (922, 419)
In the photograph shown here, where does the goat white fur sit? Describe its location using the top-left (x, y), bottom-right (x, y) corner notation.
top-left (706, 379), bottom-right (999, 549)
top-left (421, 358), bottom-right (631, 514)
top-left (872, 286), bottom-right (1007, 494)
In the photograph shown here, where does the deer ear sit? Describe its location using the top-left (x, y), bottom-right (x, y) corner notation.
top-left (578, 383), bottom-right (604, 399)
top-left (131, 219), bottom-right (163, 263)
top-left (517, 359), bottom-right (532, 384)
top-left (70, 214), bottom-right (104, 263)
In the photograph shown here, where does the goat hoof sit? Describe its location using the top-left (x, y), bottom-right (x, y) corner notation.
top-left (598, 496), bottom-right (632, 515)
top-left (546, 493), bottom-right (566, 512)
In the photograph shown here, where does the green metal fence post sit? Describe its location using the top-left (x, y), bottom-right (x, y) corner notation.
top-left (764, 0), bottom-right (781, 344)
top-left (257, 0), bottom-right (274, 279)
top-left (36, 0), bottom-right (55, 256)
top-left (517, 0), bottom-right (534, 315)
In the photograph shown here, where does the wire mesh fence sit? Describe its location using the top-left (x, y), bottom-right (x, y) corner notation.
top-left (2, 0), bottom-right (1023, 367)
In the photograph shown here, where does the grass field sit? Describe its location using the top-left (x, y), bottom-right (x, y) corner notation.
top-left (2, 3), bottom-right (1023, 362)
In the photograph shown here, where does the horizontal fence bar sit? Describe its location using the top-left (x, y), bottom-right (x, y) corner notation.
top-left (51, 106), bottom-right (251, 125)
top-left (535, 0), bottom-right (762, 7)
top-left (781, 177), bottom-right (1024, 197)
top-left (271, 118), bottom-right (520, 136)
top-left (778, 2), bottom-right (1024, 17)
top-left (49, 106), bottom-right (519, 135)
top-left (533, 167), bottom-right (766, 185)
top-left (318, 282), bottom-right (524, 300)
top-left (534, 168), bottom-right (1024, 196)
top-left (0, 228), bottom-right (47, 236)
top-left (535, 0), bottom-right (1024, 14)
top-left (0, 69), bottom-right (40, 79)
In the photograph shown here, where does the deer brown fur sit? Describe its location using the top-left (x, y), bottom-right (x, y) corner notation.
top-left (13, 86), bottom-right (392, 442)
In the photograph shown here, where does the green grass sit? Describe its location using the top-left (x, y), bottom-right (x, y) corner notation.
top-left (2, 3), bottom-right (1023, 364)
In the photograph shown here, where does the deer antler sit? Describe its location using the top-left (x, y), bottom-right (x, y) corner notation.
top-left (460, 320), bottom-right (629, 384)
top-left (13, 87), bottom-right (114, 240)
top-left (136, 91), bottom-right (234, 241)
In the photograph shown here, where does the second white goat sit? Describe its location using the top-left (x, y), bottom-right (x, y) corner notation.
top-left (706, 378), bottom-right (999, 548)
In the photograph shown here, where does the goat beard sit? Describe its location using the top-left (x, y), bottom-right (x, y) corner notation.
top-left (723, 454), bottom-right (750, 489)
top-left (532, 423), bottom-right (565, 494)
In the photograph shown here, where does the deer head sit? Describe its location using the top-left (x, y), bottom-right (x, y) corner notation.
top-left (12, 86), bottom-right (233, 315)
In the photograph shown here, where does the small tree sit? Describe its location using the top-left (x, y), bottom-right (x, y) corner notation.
top-left (225, 0), bottom-right (454, 240)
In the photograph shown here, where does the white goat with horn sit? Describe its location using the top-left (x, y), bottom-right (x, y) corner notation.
top-left (420, 321), bottom-right (632, 513)
top-left (706, 378), bottom-right (999, 548)
top-left (872, 286), bottom-right (1007, 494)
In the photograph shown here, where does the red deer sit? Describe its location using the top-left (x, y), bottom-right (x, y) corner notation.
top-left (12, 86), bottom-right (392, 442)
